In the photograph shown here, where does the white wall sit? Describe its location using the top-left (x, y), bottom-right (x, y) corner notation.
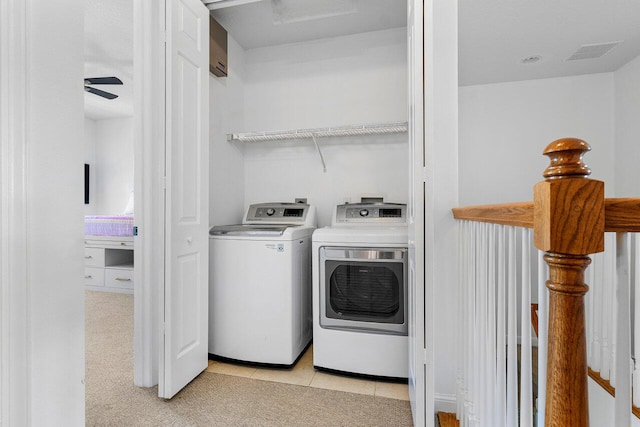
top-left (459, 73), bottom-right (616, 206)
top-left (241, 28), bottom-right (408, 227)
top-left (84, 117), bottom-right (98, 214)
top-left (209, 35), bottom-right (246, 226)
top-left (614, 55), bottom-right (640, 197)
top-left (93, 117), bottom-right (134, 214)
top-left (28, 1), bottom-right (85, 423)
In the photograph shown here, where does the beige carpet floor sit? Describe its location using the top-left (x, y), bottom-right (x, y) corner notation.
top-left (85, 290), bottom-right (413, 426)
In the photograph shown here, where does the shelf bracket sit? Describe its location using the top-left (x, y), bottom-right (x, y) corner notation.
top-left (311, 133), bottom-right (327, 173)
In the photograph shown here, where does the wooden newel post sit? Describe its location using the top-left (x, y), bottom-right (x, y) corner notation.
top-left (534, 138), bottom-right (605, 427)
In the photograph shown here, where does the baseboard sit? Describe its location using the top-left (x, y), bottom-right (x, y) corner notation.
top-left (435, 393), bottom-right (457, 413)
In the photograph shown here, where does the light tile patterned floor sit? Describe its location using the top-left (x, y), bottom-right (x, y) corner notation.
top-left (206, 345), bottom-right (409, 401)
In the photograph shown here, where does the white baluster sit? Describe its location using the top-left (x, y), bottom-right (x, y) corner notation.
top-left (584, 256), bottom-right (596, 367)
top-left (457, 221), bottom-right (466, 420)
top-left (467, 220), bottom-right (476, 426)
top-left (506, 226), bottom-right (518, 426)
top-left (478, 223), bottom-right (488, 425)
top-left (520, 228), bottom-right (533, 427)
top-left (496, 225), bottom-right (507, 427)
top-left (486, 225), bottom-right (497, 425)
top-left (610, 234), bottom-right (619, 387)
top-left (465, 220), bottom-right (474, 426)
top-left (634, 233), bottom-right (640, 408)
top-left (614, 232), bottom-right (631, 426)
top-left (601, 234), bottom-right (614, 380)
top-left (591, 249), bottom-right (603, 373)
top-left (468, 221), bottom-right (479, 426)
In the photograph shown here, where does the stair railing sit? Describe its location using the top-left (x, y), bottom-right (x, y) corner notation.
top-left (452, 138), bottom-right (640, 426)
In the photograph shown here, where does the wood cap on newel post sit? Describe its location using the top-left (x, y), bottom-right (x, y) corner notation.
top-left (534, 138), bottom-right (605, 427)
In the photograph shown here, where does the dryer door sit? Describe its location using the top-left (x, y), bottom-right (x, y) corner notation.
top-left (319, 247), bottom-right (407, 335)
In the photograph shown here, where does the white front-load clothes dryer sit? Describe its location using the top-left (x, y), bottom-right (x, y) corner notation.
top-left (312, 201), bottom-right (408, 378)
top-left (209, 202), bottom-right (316, 366)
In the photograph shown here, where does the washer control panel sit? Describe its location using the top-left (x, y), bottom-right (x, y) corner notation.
top-left (244, 202), bottom-right (315, 226)
top-left (335, 202), bottom-right (407, 224)
top-left (254, 206), bottom-right (304, 218)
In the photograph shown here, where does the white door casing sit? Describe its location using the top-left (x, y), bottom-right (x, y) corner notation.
top-left (423, 0), bottom-right (458, 417)
top-left (133, 0), bottom-right (165, 388)
top-left (0, 0), bottom-right (29, 423)
top-left (407, 0), bottom-right (428, 425)
top-left (2, 0), bottom-right (85, 424)
top-left (159, 0), bottom-right (210, 399)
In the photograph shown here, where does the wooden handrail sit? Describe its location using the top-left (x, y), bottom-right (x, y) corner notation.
top-left (452, 199), bottom-right (640, 232)
top-left (604, 198), bottom-right (640, 232)
top-left (452, 201), bottom-right (534, 228)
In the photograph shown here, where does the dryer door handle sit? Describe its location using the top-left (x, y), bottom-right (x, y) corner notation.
top-left (322, 248), bottom-right (406, 261)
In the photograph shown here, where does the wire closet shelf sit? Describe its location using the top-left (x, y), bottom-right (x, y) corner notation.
top-left (226, 121), bottom-right (408, 143)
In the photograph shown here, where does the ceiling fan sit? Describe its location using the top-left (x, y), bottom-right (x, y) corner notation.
top-left (84, 76), bottom-right (123, 100)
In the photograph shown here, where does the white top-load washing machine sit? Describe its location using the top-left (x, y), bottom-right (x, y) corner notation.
top-left (209, 202), bottom-right (316, 366)
top-left (312, 200), bottom-right (408, 378)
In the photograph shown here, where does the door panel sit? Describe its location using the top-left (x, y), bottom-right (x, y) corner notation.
top-left (159, 0), bottom-right (209, 399)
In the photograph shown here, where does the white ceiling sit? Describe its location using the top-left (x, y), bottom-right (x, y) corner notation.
top-left (209, 0), bottom-right (407, 50)
top-left (84, 0), bottom-right (640, 119)
top-left (458, 0), bottom-right (640, 86)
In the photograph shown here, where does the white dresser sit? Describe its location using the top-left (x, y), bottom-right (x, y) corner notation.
top-left (84, 236), bottom-right (134, 294)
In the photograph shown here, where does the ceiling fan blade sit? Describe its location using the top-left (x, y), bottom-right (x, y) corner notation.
top-left (84, 76), bottom-right (123, 85)
top-left (85, 86), bottom-right (119, 100)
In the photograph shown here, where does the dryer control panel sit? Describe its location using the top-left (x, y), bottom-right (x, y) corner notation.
top-left (334, 202), bottom-right (407, 225)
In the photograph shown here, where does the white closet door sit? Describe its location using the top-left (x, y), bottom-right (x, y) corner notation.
top-left (159, 0), bottom-right (210, 399)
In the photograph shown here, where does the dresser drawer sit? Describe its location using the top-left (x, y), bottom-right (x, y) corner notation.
top-left (105, 268), bottom-right (134, 290)
top-left (84, 267), bottom-right (104, 287)
top-left (84, 247), bottom-right (105, 267)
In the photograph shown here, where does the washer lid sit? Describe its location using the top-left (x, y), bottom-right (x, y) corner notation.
top-left (209, 224), bottom-right (292, 237)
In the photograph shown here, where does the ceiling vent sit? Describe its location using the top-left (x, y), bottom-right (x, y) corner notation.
top-left (566, 41), bottom-right (622, 61)
top-left (271, 0), bottom-right (357, 25)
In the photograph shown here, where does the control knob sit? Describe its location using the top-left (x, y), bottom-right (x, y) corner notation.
top-left (266, 208), bottom-right (276, 216)
top-left (359, 209), bottom-right (369, 217)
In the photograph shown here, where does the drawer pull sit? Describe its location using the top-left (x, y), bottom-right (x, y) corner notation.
top-left (85, 256), bottom-right (93, 259)
top-left (85, 275), bottom-right (92, 279)
top-left (115, 277), bottom-right (131, 282)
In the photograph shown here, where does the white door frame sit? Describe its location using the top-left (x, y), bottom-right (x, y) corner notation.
top-left (133, 0), bottom-right (211, 391)
top-left (0, 0), bottom-right (29, 423)
top-left (408, 0), bottom-right (428, 425)
top-left (409, 0), bottom-right (459, 423)
top-left (423, 0), bottom-right (459, 417)
top-left (2, 1), bottom-right (86, 423)
top-left (133, 0), bottom-right (166, 387)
